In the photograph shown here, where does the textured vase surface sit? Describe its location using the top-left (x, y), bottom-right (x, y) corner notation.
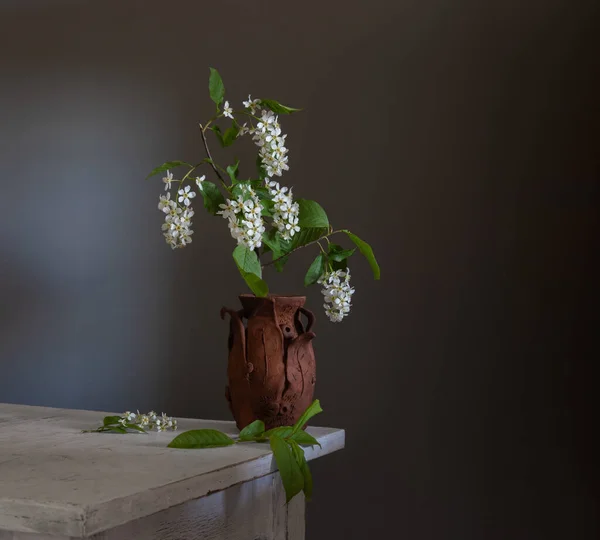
top-left (221, 295), bottom-right (316, 430)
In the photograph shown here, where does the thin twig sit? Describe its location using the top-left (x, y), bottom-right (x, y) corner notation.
top-left (199, 123), bottom-right (228, 189)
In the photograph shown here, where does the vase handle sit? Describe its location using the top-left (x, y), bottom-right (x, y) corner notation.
top-left (299, 307), bottom-right (315, 333)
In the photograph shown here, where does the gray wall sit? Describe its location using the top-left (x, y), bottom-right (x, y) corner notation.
top-left (1, 1), bottom-right (598, 538)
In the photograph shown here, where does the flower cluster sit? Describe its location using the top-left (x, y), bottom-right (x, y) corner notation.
top-left (247, 108), bottom-right (289, 178)
top-left (268, 181), bottom-right (300, 240)
top-left (217, 185), bottom-right (265, 250)
top-left (158, 171), bottom-right (195, 249)
top-left (122, 410), bottom-right (178, 432)
top-left (318, 268), bottom-right (355, 322)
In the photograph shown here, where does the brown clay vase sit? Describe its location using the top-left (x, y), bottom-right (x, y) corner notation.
top-left (220, 294), bottom-right (316, 430)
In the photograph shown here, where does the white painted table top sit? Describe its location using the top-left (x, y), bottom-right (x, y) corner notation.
top-left (0, 403), bottom-right (344, 538)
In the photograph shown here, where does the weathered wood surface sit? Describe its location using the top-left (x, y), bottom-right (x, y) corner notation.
top-left (0, 403), bottom-right (344, 538)
top-left (0, 474), bottom-right (304, 540)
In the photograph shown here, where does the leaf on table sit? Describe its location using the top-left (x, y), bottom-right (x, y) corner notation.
top-left (168, 429), bottom-right (236, 449)
top-left (270, 435), bottom-right (304, 503)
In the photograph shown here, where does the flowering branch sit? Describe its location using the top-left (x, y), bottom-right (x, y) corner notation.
top-left (146, 67), bottom-right (381, 323)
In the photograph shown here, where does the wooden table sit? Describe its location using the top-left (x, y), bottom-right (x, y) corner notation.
top-left (0, 403), bottom-right (344, 539)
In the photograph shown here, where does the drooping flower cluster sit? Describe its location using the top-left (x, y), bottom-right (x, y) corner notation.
top-left (318, 268), bottom-right (355, 322)
top-left (158, 171), bottom-right (195, 249)
top-left (217, 185), bottom-right (265, 250)
top-left (246, 108), bottom-right (289, 178)
top-left (122, 410), bottom-right (178, 432)
top-left (268, 181), bottom-right (300, 240)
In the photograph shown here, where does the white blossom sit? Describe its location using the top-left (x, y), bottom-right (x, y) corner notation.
top-left (252, 110), bottom-right (290, 178)
top-left (318, 268), bottom-right (355, 322)
top-left (243, 94), bottom-right (261, 115)
top-left (268, 181), bottom-right (300, 240)
top-left (120, 410), bottom-right (177, 432)
top-left (217, 185), bottom-right (265, 251)
top-left (159, 192), bottom-right (194, 250)
top-left (195, 175), bottom-right (206, 191)
top-left (162, 170), bottom-right (173, 191)
top-left (158, 192), bottom-right (172, 212)
top-left (178, 184), bottom-right (196, 207)
top-left (223, 100), bottom-right (233, 119)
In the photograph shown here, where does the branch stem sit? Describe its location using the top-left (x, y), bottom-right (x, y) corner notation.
top-left (199, 123), bottom-right (228, 189)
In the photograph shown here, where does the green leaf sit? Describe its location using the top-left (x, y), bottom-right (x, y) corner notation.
top-left (297, 200), bottom-right (329, 228)
top-left (226, 161), bottom-right (240, 184)
top-left (291, 399), bottom-right (323, 435)
top-left (198, 180), bottom-right (226, 215)
top-left (290, 430), bottom-right (322, 448)
top-left (261, 199), bottom-right (274, 217)
top-left (239, 271), bottom-right (269, 297)
top-left (233, 245), bottom-right (262, 278)
top-left (343, 231), bottom-right (381, 280)
top-left (265, 426), bottom-right (293, 439)
top-left (124, 423), bottom-right (147, 433)
top-left (331, 258), bottom-right (349, 271)
top-left (259, 99), bottom-right (302, 115)
top-left (262, 229), bottom-right (280, 253)
top-left (328, 243), bottom-right (355, 262)
top-left (233, 246), bottom-right (268, 296)
top-left (146, 161), bottom-right (192, 180)
top-left (168, 429), bottom-right (235, 449)
top-left (208, 67), bottom-right (225, 106)
top-left (304, 254), bottom-right (325, 286)
top-left (270, 435), bottom-right (304, 503)
top-left (222, 123), bottom-right (240, 147)
top-left (103, 416), bottom-right (122, 426)
top-left (288, 440), bottom-right (313, 500)
top-left (238, 420), bottom-right (266, 441)
top-left (101, 425), bottom-right (128, 434)
top-left (290, 227), bottom-right (329, 250)
top-left (212, 125), bottom-right (225, 147)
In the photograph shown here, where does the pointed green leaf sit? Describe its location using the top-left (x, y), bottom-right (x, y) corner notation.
top-left (290, 227), bottom-right (329, 250)
top-left (212, 125), bottom-right (225, 147)
top-left (270, 435), bottom-right (304, 503)
top-left (259, 99), bottom-right (302, 115)
top-left (222, 123), bottom-right (239, 147)
top-left (208, 67), bottom-right (225, 106)
top-left (226, 161), bottom-right (240, 184)
top-left (328, 243), bottom-right (355, 262)
top-left (233, 245), bottom-right (262, 277)
top-left (238, 420), bottom-right (266, 441)
top-left (304, 254), bottom-right (325, 286)
top-left (290, 430), bottom-right (322, 448)
top-left (102, 425), bottom-right (128, 434)
top-left (297, 200), bottom-right (329, 228)
top-left (146, 161), bottom-right (193, 180)
top-left (168, 429), bottom-right (235, 449)
top-left (233, 246), bottom-right (268, 297)
top-left (103, 416), bottom-right (122, 426)
top-left (288, 440), bottom-right (313, 500)
top-left (239, 271), bottom-right (269, 297)
top-left (291, 399), bottom-right (323, 435)
top-left (265, 426), bottom-right (293, 439)
top-left (198, 180), bottom-right (226, 215)
top-left (343, 231), bottom-right (380, 280)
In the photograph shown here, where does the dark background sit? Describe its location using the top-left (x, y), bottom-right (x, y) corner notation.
top-left (1, 1), bottom-right (598, 538)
